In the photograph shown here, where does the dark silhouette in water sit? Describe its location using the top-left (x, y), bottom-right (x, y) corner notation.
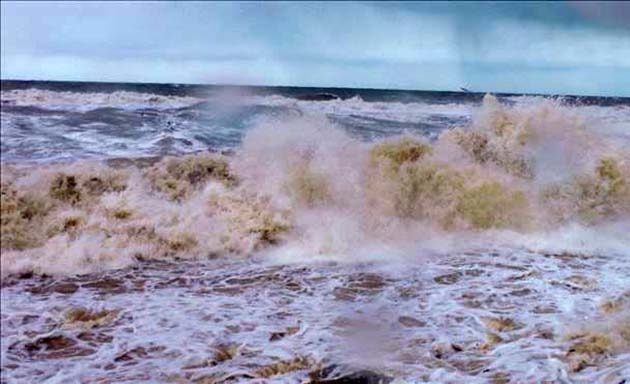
top-left (294, 92), bottom-right (340, 101)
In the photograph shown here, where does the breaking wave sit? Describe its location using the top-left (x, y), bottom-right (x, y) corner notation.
top-left (0, 88), bottom-right (203, 112)
top-left (2, 95), bottom-right (629, 277)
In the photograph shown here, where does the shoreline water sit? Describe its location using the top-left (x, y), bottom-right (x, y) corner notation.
top-left (2, 252), bottom-right (629, 382)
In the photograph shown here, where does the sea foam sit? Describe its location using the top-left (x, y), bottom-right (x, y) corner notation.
top-left (2, 95), bottom-right (629, 277)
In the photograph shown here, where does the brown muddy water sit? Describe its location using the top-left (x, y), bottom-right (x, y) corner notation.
top-left (2, 248), bottom-right (629, 383)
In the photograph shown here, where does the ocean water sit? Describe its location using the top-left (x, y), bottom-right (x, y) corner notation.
top-left (1, 81), bottom-right (629, 383)
top-left (3, 81), bottom-right (627, 163)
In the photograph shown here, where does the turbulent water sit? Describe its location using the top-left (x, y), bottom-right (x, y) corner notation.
top-left (1, 81), bottom-right (629, 383)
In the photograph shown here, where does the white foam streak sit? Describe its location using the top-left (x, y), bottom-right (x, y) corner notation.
top-left (1, 89), bottom-right (202, 111)
top-left (238, 94), bottom-right (473, 124)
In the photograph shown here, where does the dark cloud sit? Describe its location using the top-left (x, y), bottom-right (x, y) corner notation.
top-left (1, 1), bottom-right (628, 96)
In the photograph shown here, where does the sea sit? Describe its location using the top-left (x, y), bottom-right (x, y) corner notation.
top-left (1, 80), bottom-right (629, 383)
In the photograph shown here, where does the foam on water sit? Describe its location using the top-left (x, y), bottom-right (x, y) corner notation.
top-left (3, 87), bottom-right (628, 163)
top-left (2, 95), bottom-right (629, 273)
top-left (238, 94), bottom-right (473, 123)
top-left (2, 251), bottom-right (628, 382)
top-left (1, 89), bottom-right (203, 112)
top-left (1, 93), bottom-right (629, 382)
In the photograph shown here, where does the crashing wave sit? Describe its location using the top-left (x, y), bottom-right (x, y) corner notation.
top-left (1, 95), bottom-right (629, 277)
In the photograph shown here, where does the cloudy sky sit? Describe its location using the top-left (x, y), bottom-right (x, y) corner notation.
top-left (1, 1), bottom-right (629, 96)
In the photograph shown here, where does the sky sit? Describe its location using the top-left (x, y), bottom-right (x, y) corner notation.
top-left (1, 1), bottom-right (629, 96)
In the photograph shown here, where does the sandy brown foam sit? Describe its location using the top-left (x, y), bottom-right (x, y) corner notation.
top-left (1, 95), bottom-right (629, 277)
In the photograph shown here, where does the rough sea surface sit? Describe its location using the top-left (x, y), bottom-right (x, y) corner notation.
top-left (1, 81), bottom-right (629, 383)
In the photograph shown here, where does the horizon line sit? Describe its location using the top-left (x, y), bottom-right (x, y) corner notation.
top-left (1, 78), bottom-right (628, 100)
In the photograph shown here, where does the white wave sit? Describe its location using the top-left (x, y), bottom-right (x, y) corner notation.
top-left (0, 89), bottom-right (203, 112)
top-left (222, 94), bottom-right (475, 125)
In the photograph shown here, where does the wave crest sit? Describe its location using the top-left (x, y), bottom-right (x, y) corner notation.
top-left (1, 95), bottom-right (629, 277)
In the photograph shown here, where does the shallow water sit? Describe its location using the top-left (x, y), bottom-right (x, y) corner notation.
top-left (2, 247), bottom-right (629, 383)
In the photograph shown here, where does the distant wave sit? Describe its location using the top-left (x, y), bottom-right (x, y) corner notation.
top-left (236, 94), bottom-right (474, 122)
top-left (0, 89), bottom-right (203, 112)
top-left (1, 89), bottom-right (478, 162)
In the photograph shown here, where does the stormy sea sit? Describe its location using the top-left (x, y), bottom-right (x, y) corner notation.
top-left (1, 80), bottom-right (629, 383)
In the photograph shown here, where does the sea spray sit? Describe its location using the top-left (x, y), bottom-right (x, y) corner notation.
top-left (1, 95), bottom-right (629, 278)
top-left (2, 96), bottom-right (630, 383)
